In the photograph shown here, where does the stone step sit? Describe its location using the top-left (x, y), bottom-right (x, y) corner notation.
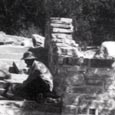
top-left (50, 23), bottom-right (73, 29)
top-left (51, 28), bottom-right (73, 33)
top-left (0, 53), bottom-right (23, 60)
top-left (0, 45), bottom-right (29, 54)
top-left (0, 100), bottom-right (62, 115)
top-left (50, 17), bottom-right (72, 24)
top-left (0, 59), bottom-right (26, 72)
top-left (83, 58), bottom-right (114, 68)
top-left (5, 73), bottom-right (28, 84)
top-left (51, 33), bottom-right (73, 40)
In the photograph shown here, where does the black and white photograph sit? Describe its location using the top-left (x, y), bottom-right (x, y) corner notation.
top-left (0, 0), bottom-right (115, 115)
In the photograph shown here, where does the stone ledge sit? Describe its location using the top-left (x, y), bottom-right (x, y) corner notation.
top-left (0, 46), bottom-right (29, 54)
top-left (66, 86), bottom-right (104, 94)
top-left (0, 100), bottom-right (62, 115)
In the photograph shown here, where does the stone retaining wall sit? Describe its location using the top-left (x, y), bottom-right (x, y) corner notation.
top-left (46, 17), bottom-right (115, 115)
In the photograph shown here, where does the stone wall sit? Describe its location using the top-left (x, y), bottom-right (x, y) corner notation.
top-left (0, 100), bottom-right (62, 115)
top-left (46, 17), bottom-right (115, 115)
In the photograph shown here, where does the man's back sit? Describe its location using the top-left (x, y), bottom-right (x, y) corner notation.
top-left (27, 60), bottom-right (53, 92)
top-left (21, 60), bottom-right (54, 100)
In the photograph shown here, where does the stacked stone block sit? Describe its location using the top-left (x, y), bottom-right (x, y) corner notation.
top-left (46, 17), bottom-right (115, 115)
top-left (45, 17), bottom-right (80, 73)
top-left (46, 17), bottom-right (83, 114)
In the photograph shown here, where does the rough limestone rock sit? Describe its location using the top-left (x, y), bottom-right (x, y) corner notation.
top-left (51, 33), bottom-right (73, 40)
top-left (0, 100), bottom-right (61, 115)
top-left (50, 17), bottom-right (73, 24)
top-left (32, 34), bottom-right (45, 47)
top-left (52, 28), bottom-right (73, 33)
top-left (0, 46), bottom-right (29, 72)
top-left (50, 23), bottom-right (73, 29)
top-left (0, 31), bottom-right (33, 47)
top-left (46, 17), bottom-right (115, 115)
top-left (94, 41), bottom-right (115, 59)
top-left (5, 73), bottom-right (28, 84)
top-left (21, 39), bottom-right (33, 47)
top-left (101, 41), bottom-right (115, 58)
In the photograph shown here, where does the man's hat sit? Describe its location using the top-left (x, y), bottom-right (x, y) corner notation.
top-left (22, 51), bottom-right (37, 60)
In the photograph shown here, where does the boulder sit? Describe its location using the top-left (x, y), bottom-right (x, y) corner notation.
top-left (0, 31), bottom-right (32, 46)
top-left (101, 41), bottom-right (115, 58)
top-left (32, 34), bottom-right (45, 47)
top-left (51, 33), bottom-right (73, 40)
top-left (50, 17), bottom-right (73, 24)
top-left (94, 41), bottom-right (115, 59)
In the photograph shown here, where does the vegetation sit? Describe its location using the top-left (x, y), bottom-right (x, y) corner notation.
top-left (0, 0), bottom-right (45, 37)
top-left (0, 0), bottom-right (115, 45)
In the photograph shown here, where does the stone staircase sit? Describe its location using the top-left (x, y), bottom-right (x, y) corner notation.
top-left (0, 100), bottom-right (62, 115)
top-left (46, 17), bottom-right (115, 115)
top-left (0, 45), bottom-right (29, 71)
top-left (0, 45), bottom-right (29, 98)
top-left (0, 45), bottom-right (62, 115)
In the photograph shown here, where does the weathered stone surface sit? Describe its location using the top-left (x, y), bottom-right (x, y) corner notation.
top-left (51, 33), bottom-right (73, 40)
top-left (0, 46), bottom-right (42, 73)
top-left (0, 59), bottom-right (17, 71)
top-left (52, 28), bottom-right (73, 33)
top-left (51, 38), bottom-right (78, 47)
top-left (81, 49), bottom-right (96, 59)
top-left (101, 41), bottom-right (115, 58)
top-left (62, 105), bottom-right (77, 115)
top-left (12, 61), bottom-right (27, 74)
top-left (52, 46), bottom-right (80, 57)
top-left (83, 58), bottom-right (114, 68)
top-left (94, 41), bottom-right (115, 59)
top-left (0, 59), bottom-right (27, 73)
top-left (50, 23), bottom-right (73, 29)
top-left (65, 72), bottom-right (85, 86)
top-left (21, 39), bottom-right (33, 47)
top-left (32, 34), bottom-right (45, 47)
top-left (44, 17), bottom-right (115, 115)
top-left (58, 65), bottom-right (86, 72)
top-left (5, 73), bottom-right (28, 84)
top-left (85, 77), bottom-right (104, 86)
top-left (85, 68), bottom-right (115, 78)
top-left (57, 57), bottom-right (80, 65)
top-left (0, 53), bottom-right (23, 60)
top-left (50, 17), bottom-right (72, 24)
top-left (0, 32), bottom-right (32, 46)
top-left (0, 100), bottom-right (62, 115)
top-left (66, 86), bottom-right (104, 94)
top-left (62, 93), bottom-right (81, 106)
top-left (0, 46), bottom-right (29, 54)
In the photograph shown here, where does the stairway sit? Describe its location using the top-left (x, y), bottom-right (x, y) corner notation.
top-left (0, 100), bottom-right (62, 115)
top-left (0, 45), bottom-right (29, 71)
top-left (0, 45), bottom-right (29, 98)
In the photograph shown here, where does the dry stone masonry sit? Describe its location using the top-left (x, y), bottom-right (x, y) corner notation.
top-left (46, 17), bottom-right (115, 115)
top-left (0, 31), bottom-right (61, 115)
top-left (45, 17), bottom-right (80, 72)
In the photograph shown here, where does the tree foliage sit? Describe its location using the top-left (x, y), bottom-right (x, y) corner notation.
top-left (46, 0), bottom-right (115, 45)
top-left (0, 0), bottom-right (46, 37)
top-left (0, 0), bottom-right (115, 44)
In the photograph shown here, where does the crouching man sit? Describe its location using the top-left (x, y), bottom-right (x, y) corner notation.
top-left (13, 51), bottom-right (54, 102)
